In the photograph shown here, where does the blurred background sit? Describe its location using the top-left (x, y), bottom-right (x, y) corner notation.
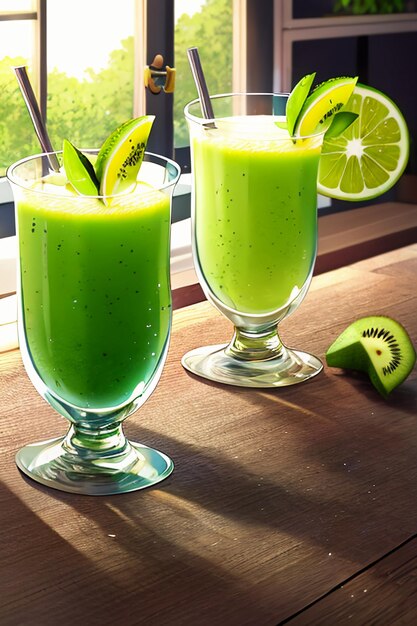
top-left (0, 0), bottom-right (416, 245)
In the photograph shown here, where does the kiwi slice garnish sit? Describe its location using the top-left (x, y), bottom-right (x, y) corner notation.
top-left (295, 75), bottom-right (358, 136)
top-left (279, 74), bottom-right (358, 138)
top-left (61, 115), bottom-right (155, 204)
top-left (96, 115), bottom-right (155, 203)
top-left (326, 315), bottom-right (416, 396)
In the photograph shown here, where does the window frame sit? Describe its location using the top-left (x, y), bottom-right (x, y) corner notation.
top-left (0, 0), bottom-right (254, 173)
top-left (0, 1), bottom-right (46, 119)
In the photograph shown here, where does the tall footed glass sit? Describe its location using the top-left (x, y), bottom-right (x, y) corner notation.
top-left (8, 151), bottom-right (180, 495)
top-left (182, 93), bottom-right (325, 387)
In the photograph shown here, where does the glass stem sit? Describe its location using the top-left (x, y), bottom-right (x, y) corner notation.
top-left (226, 325), bottom-right (285, 361)
top-left (62, 421), bottom-right (129, 461)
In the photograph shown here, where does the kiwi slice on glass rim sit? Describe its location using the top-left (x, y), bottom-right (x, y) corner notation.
top-left (326, 316), bottom-right (416, 397)
top-left (96, 115), bottom-right (155, 202)
top-left (62, 115), bottom-right (155, 204)
top-left (293, 76), bottom-right (358, 137)
top-left (281, 74), bottom-right (358, 138)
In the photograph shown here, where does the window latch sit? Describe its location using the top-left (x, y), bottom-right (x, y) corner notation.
top-left (144, 54), bottom-right (176, 94)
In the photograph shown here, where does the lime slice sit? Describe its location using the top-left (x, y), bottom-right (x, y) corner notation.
top-left (95, 115), bottom-right (155, 201)
top-left (63, 139), bottom-right (99, 195)
top-left (294, 76), bottom-right (358, 136)
top-left (318, 84), bottom-right (409, 201)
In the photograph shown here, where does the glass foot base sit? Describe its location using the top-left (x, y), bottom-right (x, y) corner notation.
top-left (16, 437), bottom-right (174, 496)
top-left (182, 343), bottom-right (323, 388)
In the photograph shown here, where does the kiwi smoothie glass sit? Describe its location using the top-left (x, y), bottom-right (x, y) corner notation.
top-left (182, 93), bottom-right (325, 387)
top-left (8, 151), bottom-right (180, 495)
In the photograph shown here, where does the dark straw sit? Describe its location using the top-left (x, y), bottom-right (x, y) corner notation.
top-left (187, 47), bottom-right (215, 121)
top-left (14, 66), bottom-right (60, 172)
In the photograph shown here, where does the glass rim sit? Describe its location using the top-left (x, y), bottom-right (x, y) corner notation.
top-left (6, 149), bottom-right (181, 198)
top-left (184, 91), bottom-right (327, 140)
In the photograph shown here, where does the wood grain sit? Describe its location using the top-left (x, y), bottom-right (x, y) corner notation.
top-left (288, 538), bottom-right (417, 625)
top-left (0, 245), bottom-right (416, 626)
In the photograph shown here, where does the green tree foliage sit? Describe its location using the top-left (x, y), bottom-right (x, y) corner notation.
top-left (47, 37), bottom-right (134, 151)
top-left (0, 58), bottom-right (39, 175)
top-left (0, 1), bottom-right (232, 174)
top-left (174, 0), bottom-right (233, 146)
top-left (0, 38), bottom-right (134, 176)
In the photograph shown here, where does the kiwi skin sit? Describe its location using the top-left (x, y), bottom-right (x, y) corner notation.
top-left (326, 316), bottom-right (416, 397)
top-left (95, 115), bottom-right (155, 192)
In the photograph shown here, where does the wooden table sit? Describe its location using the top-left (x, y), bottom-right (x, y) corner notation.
top-left (1, 245), bottom-right (416, 625)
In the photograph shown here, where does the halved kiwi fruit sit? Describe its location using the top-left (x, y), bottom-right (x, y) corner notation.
top-left (326, 316), bottom-right (416, 396)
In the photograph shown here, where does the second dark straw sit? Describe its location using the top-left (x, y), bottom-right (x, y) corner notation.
top-left (187, 47), bottom-right (215, 121)
top-left (14, 66), bottom-right (60, 172)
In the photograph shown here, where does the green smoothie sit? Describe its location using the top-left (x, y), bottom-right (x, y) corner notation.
top-left (17, 183), bottom-right (171, 409)
top-left (193, 117), bottom-right (322, 315)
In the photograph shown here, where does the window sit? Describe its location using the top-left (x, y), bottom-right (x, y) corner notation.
top-left (0, 0), bottom-right (141, 177)
top-left (0, 0), bottom-right (241, 176)
top-left (145, 0), bottom-right (238, 168)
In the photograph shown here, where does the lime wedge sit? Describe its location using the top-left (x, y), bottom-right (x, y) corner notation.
top-left (318, 84), bottom-right (409, 201)
top-left (63, 139), bottom-right (99, 195)
top-left (294, 76), bottom-right (358, 136)
top-left (285, 72), bottom-right (316, 136)
top-left (95, 115), bottom-right (155, 201)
